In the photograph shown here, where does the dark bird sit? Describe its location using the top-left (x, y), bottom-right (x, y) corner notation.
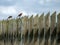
top-left (18, 13), bottom-right (22, 16)
top-left (8, 16), bottom-right (12, 18)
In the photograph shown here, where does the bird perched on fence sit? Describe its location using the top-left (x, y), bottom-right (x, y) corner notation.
top-left (8, 16), bottom-right (12, 19)
top-left (18, 13), bottom-right (22, 17)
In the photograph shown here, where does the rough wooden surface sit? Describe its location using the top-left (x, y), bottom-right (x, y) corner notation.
top-left (39, 13), bottom-right (44, 45)
top-left (2, 20), bottom-right (7, 34)
top-left (22, 16), bottom-right (28, 45)
top-left (33, 14), bottom-right (39, 45)
top-left (29, 15), bottom-right (34, 45)
top-left (45, 12), bottom-right (50, 45)
top-left (0, 21), bottom-right (2, 35)
top-left (8, 19), bottom-right (13, 34)
top-left (57, 13), bottom-right (60, 45)
top-left (0, 40), bottom-right (4, 45)
top-left (50, 12), bottom-right (56, 45)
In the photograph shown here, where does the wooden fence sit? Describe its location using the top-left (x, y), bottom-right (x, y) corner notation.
top-left (0, 12), bottom-right (60, 45)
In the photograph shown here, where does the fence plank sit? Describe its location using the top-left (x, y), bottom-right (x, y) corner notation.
top-left (7, 19), bottom-right (14, 45)
top-left (2, 20), bottom-right (7, 34)
top-left (33, 15), bottom-right (39, 45)
top-left (57, 13), bottom-right (60, 45)
top-left (39, 13), bottom-right (44, 45)
top-left (22, 16), bottom-right (28, 45)
top-left (8, 19), bottom-right (13, 34)
top-left (16, 17), bottom-right (23, 45)
top-left (28, 15), bottom-right (34, 45)
top-left (44, 12), bottom-right (50, 45)
top-left (0, 21), bottom-right (2, 35)
top-left (12, 19), bottom-right (18, 45)
top-left (13, 19), bottom-right (17, 35)
top-left (50, 12), bottom-right (56, 45)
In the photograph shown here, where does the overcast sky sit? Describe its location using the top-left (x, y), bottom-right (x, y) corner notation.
top-left (0, 0), bottom-right (60, 20)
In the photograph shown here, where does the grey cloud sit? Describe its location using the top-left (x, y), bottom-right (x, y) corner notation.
top-left (0, 0), bottom-right (17, 6)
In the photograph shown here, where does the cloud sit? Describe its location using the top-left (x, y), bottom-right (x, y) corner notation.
top-left (39, 0), bottom-right (45, 5)
top-left (39, 0), bottom-right (52, 5)
top-left (54, 0), bottom-right (60, 3)
top-left (0, 0), bottom-right (17, 6)
top-left (23, 0), bottom-right (36, 2)
top-left (0, 6), bottom-right (17, 15)
top-left (39, 0), bottom-right (60, 5)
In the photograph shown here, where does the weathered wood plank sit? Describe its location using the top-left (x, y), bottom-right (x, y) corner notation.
top-left (39, 13), bottom-right (44, 45)
top-left (2, 20), bottom-right (7, 34)
top-left (22, 16), bottom-right (28, 45)
top-left (33, 14), bottom-right (39, 45)
top-left (12, 19), bottom-right (17, 35)
top-left (8, 19), bottom-right (13, 34)
top-left (0, 21), bottom-right (2, 35)
top-left (57, 13), bottom-right (60, 45)
top-left (50, 11), bottom-right (56, 45)
top-left (16, 17), bottom-right (23, 45)
top-left (44, 12), bottom-right (50, 45)
top-left (28, 15), bottom-right (34, 45)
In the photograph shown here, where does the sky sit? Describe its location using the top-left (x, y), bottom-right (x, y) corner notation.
top-left (0, 0), bottom-right (60, 20)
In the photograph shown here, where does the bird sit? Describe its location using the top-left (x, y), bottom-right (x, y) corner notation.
top-left (18, 13), bottom-right (22, 16)
top-left (8, 16), bottom-right (12, 18)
